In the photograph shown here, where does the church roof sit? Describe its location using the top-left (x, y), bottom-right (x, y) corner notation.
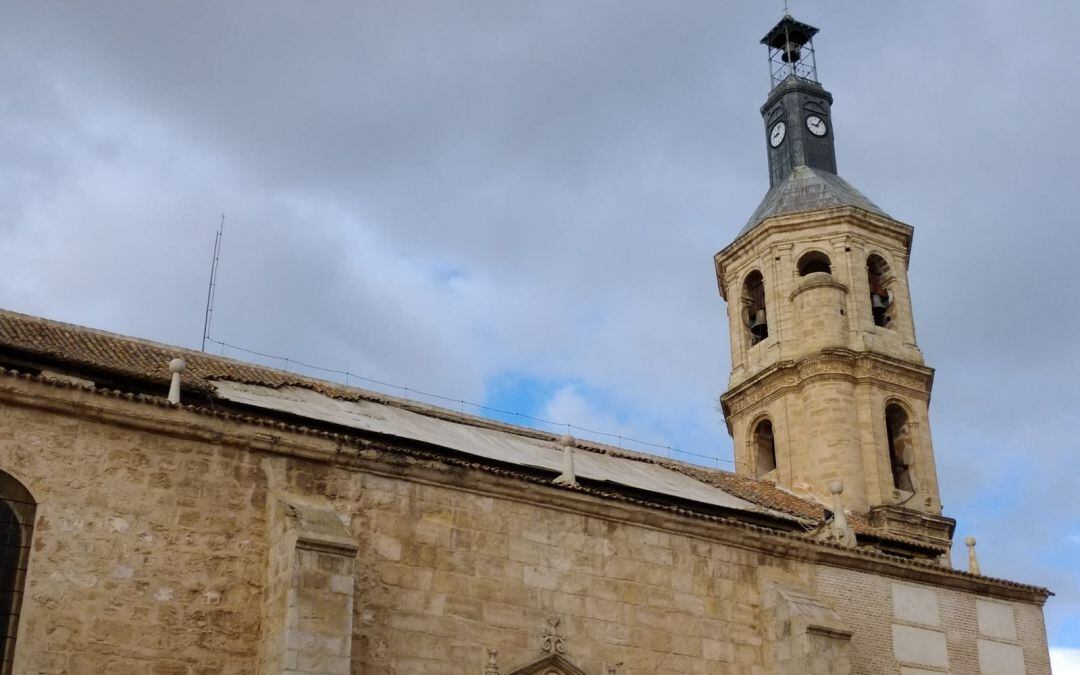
top-left (0, 307), bottom-right (949, 555)
top-left (739, 165), bottom-right (889, 237)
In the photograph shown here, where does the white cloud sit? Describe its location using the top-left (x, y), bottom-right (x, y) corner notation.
top-left (1052, 648), bottom-right (1080, 675)
top-left (538, 384), bottom-right (644, 447)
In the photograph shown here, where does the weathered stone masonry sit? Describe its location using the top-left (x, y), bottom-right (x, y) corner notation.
top-left (0, 370), bottom-right (1051, 674)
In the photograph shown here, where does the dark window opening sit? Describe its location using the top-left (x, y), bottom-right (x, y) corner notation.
top-left (742, 271), bottom-right (768, 345)
top-left (0, 473), bottom-right (34, 675)
top-left (797, 251), bottom-right (832, 276)
top-left (867, 254), bottom-right (895, 328)
top-left (754, 420), bottom-right (777, 478)
top-left (885, 404), bottom-right (914, 492)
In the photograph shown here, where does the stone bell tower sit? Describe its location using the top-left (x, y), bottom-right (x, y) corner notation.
top-left (715, 15), bottom-right (954, 547)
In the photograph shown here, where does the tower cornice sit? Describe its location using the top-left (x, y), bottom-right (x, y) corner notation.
top-left (760, 76), bottom-right (833, 115)
top-left (714, 206), bottom-right (913, 299)
top-left (720, 350), bottom-right (935, 434)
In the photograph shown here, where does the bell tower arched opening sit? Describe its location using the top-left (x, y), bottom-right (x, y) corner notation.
top-left (885, 403), bottom-right (915, 493)
top-left (867, 254), bottom-right (895, 328)
top-left (741, 271), bottom-right (768, 345)
top-left (753, 418), bottom-right (777, 478)
top-left (797, 250), bottom-right (832, 276)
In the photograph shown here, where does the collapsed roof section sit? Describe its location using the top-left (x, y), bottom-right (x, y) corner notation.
top-left (0, 307), bottom-right (949, 555)
top-left (214, 380), bottom-right (793, 522)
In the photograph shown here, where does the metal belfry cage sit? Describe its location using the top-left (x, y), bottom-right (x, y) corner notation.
top-left (761, 15), bottom-right (820, 88)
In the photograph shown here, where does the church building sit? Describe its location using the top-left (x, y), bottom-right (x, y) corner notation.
top-left (0, 14), bottom-right (1051, 675)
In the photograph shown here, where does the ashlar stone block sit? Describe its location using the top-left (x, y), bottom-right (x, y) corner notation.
top-left (978, 639), bottom-right (1025, 675)
top-left (892, 583), bottom-right (940, 626)
top-left (259, 496), bottom-right (358, 675)
top-left (892, 624), bottom-right (949, 669)
top-left (977, 599), bottom-right (1017, 641)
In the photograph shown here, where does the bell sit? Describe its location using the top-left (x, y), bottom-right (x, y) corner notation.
top-left (870, 291), bottom-right (892, 327)
top-left (780, 41), bottom-right (802, 63)
top-left (872, 288), bottom-right (893, 309)
top-left (749, 309), bottom-right (768, 339)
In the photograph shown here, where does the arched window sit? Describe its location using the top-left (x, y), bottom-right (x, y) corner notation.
top-left (0, 472), bottom-right (34, 674)
top-left (753, 419), bottom-right (777, 478)
top-left (742, 271), bottom-right (768, 345)
top-left (885, 404), bottom-right (915, 492)
top-left (797, 250), bottom-right (832, 276)
top-left (867, 254), bottom-right (895, 328)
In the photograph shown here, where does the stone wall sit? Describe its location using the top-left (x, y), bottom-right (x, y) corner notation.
top-left (0, 398), bottom-right (268, 673)
top-left (818, 564), bottom-right (1052, 675)
top-left (0, 377), bottom-right (1051, 674)
top-left (344, 471), bottom-right (775, 673)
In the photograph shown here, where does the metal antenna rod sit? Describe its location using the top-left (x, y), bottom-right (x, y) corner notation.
top-left (201, 214), bottom-right (225, 352)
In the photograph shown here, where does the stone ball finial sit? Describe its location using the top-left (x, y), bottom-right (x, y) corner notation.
top-left (168, 358), bottom-right (187, 374)
top-left (965, 536), bottom-right (981, 575)
top-left (828, 480), bottom-right (844, 495)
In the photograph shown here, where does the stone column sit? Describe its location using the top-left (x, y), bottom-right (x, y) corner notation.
top-left (259, 496), bottom-right (358, 675)
top-left (764, 584), bottom-right (853, 674)
top-left (797, 375), bottom-right (866, 510)
top-left (790, 274), bottom-right (849, 356)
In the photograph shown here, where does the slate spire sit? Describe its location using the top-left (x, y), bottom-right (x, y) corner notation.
top-left (743, 14), bottom-right (889, 235)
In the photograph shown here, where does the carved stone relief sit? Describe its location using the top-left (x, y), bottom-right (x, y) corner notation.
top-left (485, 648), bottom-right (500, 675)
top-left (540, 616), bottom-right (566, 654)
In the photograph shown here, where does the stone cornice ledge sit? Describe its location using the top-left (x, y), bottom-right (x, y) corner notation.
top-left (722, 349), bottom-right (936, 426)
top-left (716, 206), bottom-right (914, 268)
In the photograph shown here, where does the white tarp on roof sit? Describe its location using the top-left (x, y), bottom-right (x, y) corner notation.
top-left (213, 381), bottom-right (790, 520)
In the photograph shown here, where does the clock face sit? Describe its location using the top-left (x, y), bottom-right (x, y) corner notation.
top-left (806, 115), bottom-right (828, 137)
top-left (769, 121), bottom-right (786, 148)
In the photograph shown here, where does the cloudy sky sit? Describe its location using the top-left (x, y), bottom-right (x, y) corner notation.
top-left (2, 0), bottom-right (1077, 663)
